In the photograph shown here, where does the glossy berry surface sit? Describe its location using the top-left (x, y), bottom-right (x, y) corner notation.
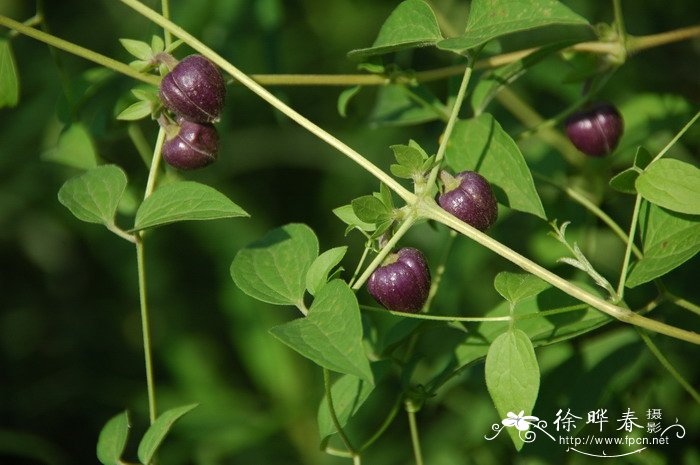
top-left (367, 248), bottom-right (431, 313)
top-left (438, 171), bottom-right (498, 232)
top-left (565, 102), bottom-right (624, 157)
top-left (162, 120), bottom-right (219, 170)
top-left (159, 55), bottom-right (226, 123)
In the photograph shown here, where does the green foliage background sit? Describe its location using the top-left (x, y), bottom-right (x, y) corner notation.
top-left (0, 0), bottom-right (698, 464)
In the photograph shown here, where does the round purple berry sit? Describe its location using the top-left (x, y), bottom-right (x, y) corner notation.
top-left (367, 248), bottom-right (431, 313)
top-left (438, 171), bottom-right (498, 232)
top-left (162, 120), bottom-right (219, 170)
top-left (159, 55), bottom-right (226, 123)
top-left (565, 102), bottom-right (624, 157)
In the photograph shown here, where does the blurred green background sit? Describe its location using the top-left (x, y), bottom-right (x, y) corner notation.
top-left (0, 0), bottom-right (698, 464)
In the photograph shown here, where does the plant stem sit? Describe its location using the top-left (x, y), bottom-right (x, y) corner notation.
top-left (422, 231), bottom-right (456, 311)
top-left (161, 0), bottom-right (172, 47)
top-left (663, 292), bottom-right (700, 317)
top-left (629, 24), bottom-right (700, 53)
top-left (351, 217), bottom-right (416, 290)
top-left (616, 194), bottom-right (642, 299)
top-left (107, 224), bottom-right (137, 244)
top-left (117, 0), bottom-right (415, 203)
top-left (638, 330), bottom-right (700, 404)
top-left (349, 246), bottom-right (371, 288)
top-left (533, 173), bottom-right (642, 258)
top-left (406, 402), bottom-right (425, 465)
top-left (136, 237), bottom-right (157, 424)
top-left (426, 55), bottom-right (474, 189)
top-left (421, 203), bottom-right (700, 344)
top-left (323, 369), bottom-right (359, 462)
top-left (612, 0), bottom-right (627, 44)
top-left (6, 13), bottom-right (42, 38)
top-left (649, 110), bottom-right (700, 164)
top-left (359, 396), bottom-right (402, 452)
top-left (144, 128), bottom-right (166, 198)
top-left (0, 15), bottom-right (160, 86)
top-left (360, 305), bottom-right (511, 322)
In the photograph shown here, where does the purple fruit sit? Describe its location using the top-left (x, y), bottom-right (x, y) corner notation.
top-left (565, 102), bottom-right (624, 157)
top-left (159, 55), bottom-right (226, 123)
top-left (438, 171), bottom-right (498, 232)
top-left (162, 120), bottom-right (219, 170)
top-left (367, 248), bottom-right (431, 313)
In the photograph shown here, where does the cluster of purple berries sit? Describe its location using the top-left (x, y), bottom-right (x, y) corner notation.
top-left (159, 55), bottom-right (227, 170)
top-left (366, 102), bottom-right (624, 313)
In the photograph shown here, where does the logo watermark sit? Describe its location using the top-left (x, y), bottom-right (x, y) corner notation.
top-left (485, 408), bottom-right (686, 458)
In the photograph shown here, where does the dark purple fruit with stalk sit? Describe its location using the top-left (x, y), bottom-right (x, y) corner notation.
top-left (159, 55), bottom-right (226, 123)
top-left (162, 119), bottom-right (219, 170)
top-left (367, 248), bottom-right (431, 313)
top-left (438, 170), bottom-right (498, 232)
top-left (565, 102), bottom-right (624, 157)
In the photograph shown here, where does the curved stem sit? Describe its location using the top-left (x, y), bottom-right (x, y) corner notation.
top-left (616, 194), bottom-right (642, 299)
top-left (359, 396), bottom-right (402, 452)
top-left (323, 369), bottom-right (358, 461)
top-left (638, 330), bottom-right (700, 404)
top-left (117, 0), bottom-right (415, 204)
top-left (361, 305), bottom-right (511, 322)
top-left (421, 203), bottom-right (700, 344)
top-left (426, 54), bottom-right (475, 188)
top-left (349, 246), bottom-right (371, 288)
top-left (107, 224), bottom-right (137, 244)
top-left (422, 231), bottom-right (457, 311)
top-left (650, 110), bottom-right (700, 164)
top-left (0, 15), bottom-right (160, 86)
top-left (351, 217), bottom-right (416, 290)
top-left (136, 237), bottom-right (157, 424)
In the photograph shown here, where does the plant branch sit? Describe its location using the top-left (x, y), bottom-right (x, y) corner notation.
top-left (0, 15), bottom-right (160, 86)
top-left (616, 194), bottom-right (642, 299)
top-left (351, 217), bottom-right (416, 290)
top-left (663, 292), bottom-right (700, 317)
top-left (117, 0), bottom-right (415, 203)
top-left (106, 224), bottom-right (137, 243)
top-left (421, 203), bottom-right (700, 344)
top-left (629, 24), bottom-right (700, 53)
top-left (161, 0), bottom-right (172, 47)
top-left (650, 110), bottom-right (700, 164)
top-left (405, 402), bottom-right (425, 465)
top-left (422, 231), bottom-right (457, 311)
top-left (136, 237), bottom-right (157, 424)
top-left (359, 396), bottom-right (402, 452)
top-left (144, 128), bottom-right (166, 198)
top-left (426, 54), bottom-right (475, 188)
top-left (638, 330), bottom-right (700, 404)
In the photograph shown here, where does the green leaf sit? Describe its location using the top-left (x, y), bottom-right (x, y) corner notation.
top-left (96, 411), bottom-right (130, 465)
top-left (626, 203), bottom-right (700, 287)
top-left (352, 195), bottom-right (391, 223)
top-left (390, 164), bottom-right (415, 179)
top-left (438, 0), bottom-right (588, 52)
top-left (133, 182), bottom-right (248, 231)
top-left (636, 159), bottom-right (700, 215)
top-left (333, 205), bottom-right (376, 232)
top-left (270, 280), bottom-right (373, 382)
top-left (117, 100), bottom-right (152, 121)
top-left (151, 35), bottom-right (165, 54)
top-left (337, 86), bottom-right (361, 117)
top-left (120, 38), bottom-right (153, 61)
top-left (391, 143), bottom-right (426, 172)
top-left (485, 329), bottom-right (540, 450)
top-left (44, 123), bottom-right (99, 170)
top-left (0, 38), bottom-right (19, 108)
top-left (306, 246), bottom-right (348, 296)
top-left (231, 224), bottom-right (319, 306)
top-left (379, 182), bottom-right (394, 210)
top-left (369, 84), bottom-right (445, 127)
top-left (609, 169), bottom-right (639, 194)
top-left (137, 404), bottom-right (198, 465)
top-left (609, 147), bottom-right (653, 194)
top-left (445, 113), bottom-right (546, 219)
top-left (494, 272), bottom-right (550, 304)
top-left (471, 41), bottom-right (572, 115)
top-left (58, 165), bottom-right (127, 225)
top-left (348, 0), bottom-right (442, 58)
